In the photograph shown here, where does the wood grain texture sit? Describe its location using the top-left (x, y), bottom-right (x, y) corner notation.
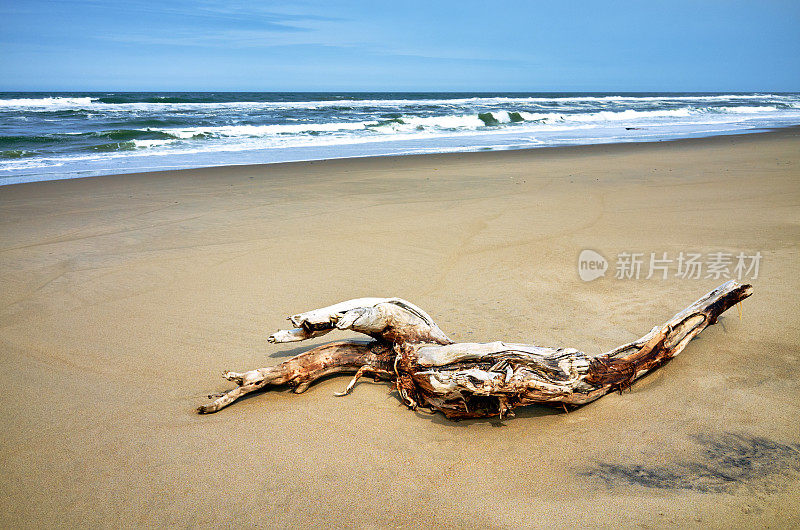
top-left (199, 281), bottom-right (753, 418)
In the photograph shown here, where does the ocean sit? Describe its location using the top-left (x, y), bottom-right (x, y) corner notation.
top-left (1, 92), bottom-right (799, 185)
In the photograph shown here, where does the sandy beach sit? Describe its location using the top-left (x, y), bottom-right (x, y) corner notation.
top-left (1, 129), bottom-right (799, 527)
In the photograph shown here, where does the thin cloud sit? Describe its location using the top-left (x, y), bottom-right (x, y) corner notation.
top-left (101, 29), bottom-right (327, 48)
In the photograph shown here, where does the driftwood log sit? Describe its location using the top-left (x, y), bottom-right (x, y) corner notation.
top-left (198, 281), bottom-right (753, 419)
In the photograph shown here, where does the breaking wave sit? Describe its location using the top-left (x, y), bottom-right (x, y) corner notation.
top-left (1, 93), bottom-right (799, 112)
top-left (2, 91), bottom-right (799, 184)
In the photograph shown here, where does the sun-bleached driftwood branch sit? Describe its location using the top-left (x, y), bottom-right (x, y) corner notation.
top-left (198, 281), bottom-right (753, 419)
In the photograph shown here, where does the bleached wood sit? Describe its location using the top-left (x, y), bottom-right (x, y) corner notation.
top-left (199, 281), bottom-right (752, 418)
top-left (268, 327), bottom-right (332, 343)
top-left (269, 297), bottom-right (451, 345)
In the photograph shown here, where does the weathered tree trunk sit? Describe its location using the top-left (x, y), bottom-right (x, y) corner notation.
top-left (198, 281), bottom-right (753, 419)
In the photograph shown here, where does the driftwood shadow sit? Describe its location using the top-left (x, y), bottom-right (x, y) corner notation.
top-left (267, 339), bottom-right (376, 359)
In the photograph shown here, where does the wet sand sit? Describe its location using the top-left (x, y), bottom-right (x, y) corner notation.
top-left (1, 129), bottom-right (799, 527)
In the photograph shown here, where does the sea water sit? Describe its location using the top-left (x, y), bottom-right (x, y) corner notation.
top-left (1, 92), bottom-right (799, 185)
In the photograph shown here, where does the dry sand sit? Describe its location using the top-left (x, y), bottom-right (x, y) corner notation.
top-left (1, 129), bottom-right (799, 527)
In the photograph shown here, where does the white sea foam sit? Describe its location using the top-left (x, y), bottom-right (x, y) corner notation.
top-left (0, 97), bottom-right (96, 108)
top-left (1, 94), bottom-right (799, 112)
top-left (711, 105), bottom-right (782, 113)
top-left (158, 122), bottom-right (369, 139)
top-left (132, 139), bottom-right (177, 149)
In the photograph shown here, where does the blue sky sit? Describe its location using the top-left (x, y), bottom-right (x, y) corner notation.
top-left (1, 0), bottom-right (799, 91)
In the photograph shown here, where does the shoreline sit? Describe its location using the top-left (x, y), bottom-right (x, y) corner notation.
top-left (2, 124), bottom-right (799, 188)
top-left (1, 123), bottom-right (799, 527)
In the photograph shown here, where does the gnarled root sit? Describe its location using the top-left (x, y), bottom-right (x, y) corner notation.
top-left (197, 340), bottom-right (394, 413)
